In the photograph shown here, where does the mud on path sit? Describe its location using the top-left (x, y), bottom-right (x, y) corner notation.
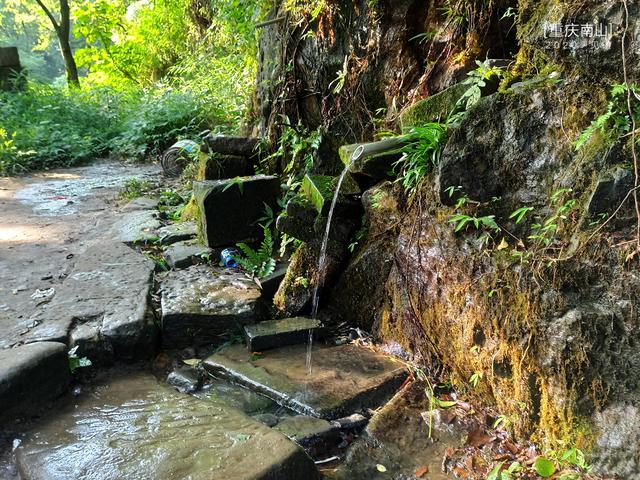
top-left (0, 160), bottom-right (161, 349)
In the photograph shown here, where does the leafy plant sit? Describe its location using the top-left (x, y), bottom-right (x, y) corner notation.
top-left (119, 177), bottom-right (152, 199)
top-left (68, 346), bottom-right (92, 373)
top-left (487, 461), bottom-right (521, 480)
top-left (451, 59), bottom-right (504, 118)
top-left (449, 213), bottom-right (500, 233)
top-left (394, 123), bottom-right (447, 195)
top-left (533, 456), bottom-right (556, 478)
top-left (469, 371), bottom-right (483, 388)
top-left (234, 225), bottom-right (276, 278)
top-left (528, 189), bottom-right (577, 247)
top-left (576, 83), bottom-right (639, 150)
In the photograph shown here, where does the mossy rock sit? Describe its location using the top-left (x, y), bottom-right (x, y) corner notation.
top-left (398, 83), bottom-right (467, 130)
top-left (197, 151), bottom-right (252, 181)
top-left (301, 174), bottom-right (360, 214)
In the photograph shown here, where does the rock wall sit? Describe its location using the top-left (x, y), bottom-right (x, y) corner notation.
top-left (254, 0), bottom-right (516, 172)
top-left (256, 0), bottom-right (640, 475)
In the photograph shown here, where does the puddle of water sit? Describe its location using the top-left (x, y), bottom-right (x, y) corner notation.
top-left (14, 163), bottom-right (158, 216)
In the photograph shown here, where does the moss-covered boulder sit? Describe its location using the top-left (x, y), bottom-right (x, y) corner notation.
top-left (398, 83), bottom-right (467, 130)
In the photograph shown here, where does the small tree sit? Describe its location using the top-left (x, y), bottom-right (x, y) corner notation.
top-left (34, 0), bottom-right (80, 87)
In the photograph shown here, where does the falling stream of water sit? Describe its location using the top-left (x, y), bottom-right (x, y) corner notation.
top-left (306, 147), bottom-right (366, 374)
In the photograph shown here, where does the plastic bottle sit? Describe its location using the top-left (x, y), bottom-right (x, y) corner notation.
top-left (221, 248), bottom-right (238, 268)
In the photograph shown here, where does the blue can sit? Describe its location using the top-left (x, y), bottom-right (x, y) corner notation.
top-left (221, 248), bottom-right (238, 268)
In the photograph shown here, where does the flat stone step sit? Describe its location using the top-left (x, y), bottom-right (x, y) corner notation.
top-left (158, 221), bottom-right (198, 245)
top-left (244, 317), bottom-right (322, 351)
top-left (22, 242), bottom-right (156, 364)
top-left (163, 239), bottom-right (211, 269)
top-left (110, 210), bottom-right (161, 244)
top-left (0, 342), bottom-right (69, 422)
top-left (203, 343), bottom-right (407, 420)
top-left (160, 265), bottom-right (263, 348)
top-left (15, 371), bottom-right (318, 480)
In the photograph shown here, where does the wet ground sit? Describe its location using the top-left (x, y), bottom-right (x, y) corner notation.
top-left (0, 161), bottom-right (462, 480)
top-left (0, 161), bottom-right (160, 349)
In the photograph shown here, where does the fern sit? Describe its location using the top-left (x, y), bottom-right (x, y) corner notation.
top-left (234, 226), bottom-right (276, 279)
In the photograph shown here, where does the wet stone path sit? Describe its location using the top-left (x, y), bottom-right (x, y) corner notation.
top-left (0, 161), bottom-right (460, 479)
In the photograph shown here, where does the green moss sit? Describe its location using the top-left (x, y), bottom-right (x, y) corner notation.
top-left (398, 83), bottom-right (467, 131)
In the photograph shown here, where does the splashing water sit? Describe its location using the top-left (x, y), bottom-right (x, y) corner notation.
top-left (306, 148), bottom-right (362, 374)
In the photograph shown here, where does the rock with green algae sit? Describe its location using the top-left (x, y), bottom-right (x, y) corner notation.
top-left (300, 173), bottom-right (360, 214)
top-left (15, 371), bottom-right (319, 480)
top-left (272, 241), bottom-right (344, 318)
top-left (398, 82), bottom-right (468, 130)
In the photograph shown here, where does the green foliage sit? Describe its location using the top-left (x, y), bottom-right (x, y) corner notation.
top-left (533, 457), bottom-right (556, 478)
top-left (576, 83), bottom-right (639, 150)
top-left (234, 226), bottom-right (276, 279)
top-left (394, 123), bottom-right (447, 195)
top-left (449, 213), bottom-right (500, 233)
top-left (486, 461), bottom-right (521, 480)
top-left (451, 59), bottom-right (504, 120)
top-left (68, 346), bottom-right (92, 373)
top-left (119, 177), bottom-right (152, 199)
top-left (528, 189), bottom-right (577, 247)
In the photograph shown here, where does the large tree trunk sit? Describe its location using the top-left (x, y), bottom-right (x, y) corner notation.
top-left (35, 0), bottom-right (80, 87)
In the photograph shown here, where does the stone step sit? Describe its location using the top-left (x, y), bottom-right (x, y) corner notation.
top-left (162, 239), bottom-right (212, 269)
top-left (160, 265), bottom-right (263, 348)
top-left (110, 209), bottom-right (161, 245)
top-left (158, 221), bottom-right (197, 245)
top-left (193, 175), bottom-right (280, 248)
top-left (0, 342), bottom-right (69, 422)
top-left (203, 343), bottom-right (407, 420)
top-left (244, 317), bottom-right (322, 351)
top-left (22, 242), bottom-right (157, 365)
top-left (15, 371), bottom-right (318, 480)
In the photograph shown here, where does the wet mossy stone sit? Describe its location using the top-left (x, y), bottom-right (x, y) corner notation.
top-left (193, 175), bottom-right (280, 248)
top-left (276, 197), bottom-right (318, 242)
top-left (301, 174), bottom-right (361, 215)
top-left (398, 83), bottom-right (467, 130)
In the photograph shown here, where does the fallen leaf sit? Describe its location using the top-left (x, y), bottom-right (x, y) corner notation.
top-left (414, 466), bottom-right (429, 477)
top-left (182, 358), bottom-right (200, 366)
top-left (376, 464), bottom-right (387, 473)
top-left (497, 237), bottom-right (509, 250)
top-left (466, 427), bottom-right (494, 448)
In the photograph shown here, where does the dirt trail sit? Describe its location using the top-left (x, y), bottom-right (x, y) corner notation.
top-left (0, 160), bottom-right (161, 349)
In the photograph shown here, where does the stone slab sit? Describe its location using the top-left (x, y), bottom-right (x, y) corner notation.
top-left (160, 265), bottom-right (263, 348)
top-left (158, 221), bottom-right (198, 245)
top-left (193, 175), bottom-right (280, 248)
top-left (203, 343), bottom-right (407, 419)
top-left (0, 46), bottom-right (20, 66)
top-left (163, 240), bottom-right (211, 269)
top-left (0, 342), bottom-right (69, 421)
top-left (24, 242), bottom-right (157, 362)
top-left (274, 415), bottom-right (338, 456)
top-left (244, 317), bottom-right (322, 351)
top-left (110, 210), bottom-right (161, 244)
top-left (15, 371), bottom-right (318, 480)
top-left (203, 135), bottom-right (260, 158)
